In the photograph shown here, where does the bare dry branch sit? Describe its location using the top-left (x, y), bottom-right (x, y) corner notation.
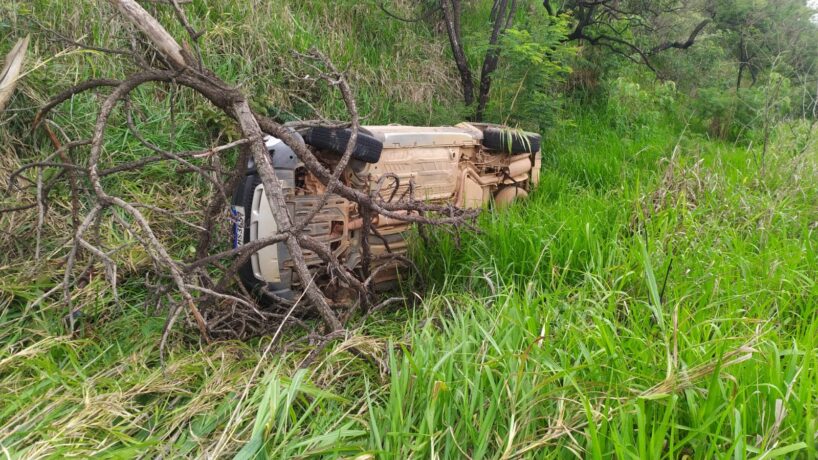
top-left (0, 35), bottom-right (29, 113)
top-left (13, 0), bottom-right (478, 356)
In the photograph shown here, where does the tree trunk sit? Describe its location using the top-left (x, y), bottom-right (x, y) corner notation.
top-left (736, 35), bottom-right (746, 90)
top-left (475, 0), bottom-right (513, 121)
top-left (441, 0), bottom-right (474, 106)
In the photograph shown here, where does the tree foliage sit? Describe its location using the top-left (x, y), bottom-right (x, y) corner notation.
top-left (376, 0), bottom-right (818, 141)
top-left (542, 0), bottom-right (711, 74)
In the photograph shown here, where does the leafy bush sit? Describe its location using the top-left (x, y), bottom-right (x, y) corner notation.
top-left (692, 73), bottom-right (793, 143)
top-left (605, 77), bottom-right (679, 132)
top-left (482, 12), bottom-right (575, 130)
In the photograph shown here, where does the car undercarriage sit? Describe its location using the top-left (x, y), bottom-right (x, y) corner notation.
top-left (232, 123), bottom-right (542, 299)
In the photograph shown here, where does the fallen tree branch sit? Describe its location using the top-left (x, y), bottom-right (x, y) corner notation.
top-left (7, 0), bottom-right (476, 356)
top-left (0, 35), bottom-right (29, 113)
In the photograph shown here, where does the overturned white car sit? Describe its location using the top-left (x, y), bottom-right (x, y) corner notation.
top-left (231, 123), bottom-right (541, 298)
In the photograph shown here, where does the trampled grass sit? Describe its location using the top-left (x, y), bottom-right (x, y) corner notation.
top-left (2, 1), bottom-right (818, 458)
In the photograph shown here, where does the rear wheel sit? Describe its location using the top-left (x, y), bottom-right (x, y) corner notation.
top-left (481, 126), bottom-right (540, 154)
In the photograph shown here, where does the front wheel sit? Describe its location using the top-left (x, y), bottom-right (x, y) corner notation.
top-left (300, 126), bottom-right (383, 163)
top-left (493, 185), bottom-right (529, 209)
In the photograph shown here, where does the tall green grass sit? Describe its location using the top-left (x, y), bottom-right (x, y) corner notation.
top-left (384, 112), bottom-right (818, 458)
top-left (3, 106), bottom-right (816, 457)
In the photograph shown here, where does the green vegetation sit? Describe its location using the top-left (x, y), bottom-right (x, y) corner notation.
top-left (2, 0), bottom-right (818, 458)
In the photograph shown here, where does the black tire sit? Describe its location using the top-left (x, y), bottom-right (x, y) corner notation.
top-left (301, 126), bottom-right (383, 163)
top-left (482, 127), bottom-right (541, 154)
